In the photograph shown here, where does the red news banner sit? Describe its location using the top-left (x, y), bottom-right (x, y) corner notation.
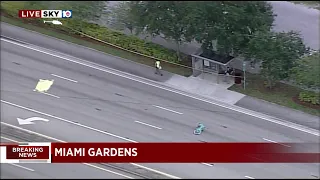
top-left (6, 143), bottom-right (320, 163)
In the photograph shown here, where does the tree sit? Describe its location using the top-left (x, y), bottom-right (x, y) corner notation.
top-left (58, 1), bottom-right (108, 22)
top-left (290, 52), bottom-right (320, 89)
top-left (246, 31), bottom-right (309, 88)
top-left (110, 2), bottom-right (136, 34)
top-left (189, 1), bottom-right (275, 58)
top-left (127, 1), bottom-right (196, 61)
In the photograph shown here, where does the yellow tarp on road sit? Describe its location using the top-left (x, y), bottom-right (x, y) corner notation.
top-left (34, 79), bottom-right (54, 92)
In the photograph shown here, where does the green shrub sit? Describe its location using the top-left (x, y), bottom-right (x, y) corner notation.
top-left (63, 20), bottom-right (180, 63)
top-left (298, 91), bottom-right (320, 105)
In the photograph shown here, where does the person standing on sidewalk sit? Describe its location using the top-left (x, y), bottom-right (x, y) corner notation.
top-left (224, 67), bottom-right (234, 83)
top-left (155, 60), bottom-right (163, 76)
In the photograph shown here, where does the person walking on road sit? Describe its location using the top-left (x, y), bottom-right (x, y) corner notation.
top-left (155, 60), bottom-right (163, 76)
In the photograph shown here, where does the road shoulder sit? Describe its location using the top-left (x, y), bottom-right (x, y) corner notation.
top-left (235, 96), bottom-right (319, 130)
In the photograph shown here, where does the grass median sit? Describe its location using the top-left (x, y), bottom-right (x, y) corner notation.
top-left (0, 15), bottom-right (193, 77)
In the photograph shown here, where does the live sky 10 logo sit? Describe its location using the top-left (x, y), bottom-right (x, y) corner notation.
top-left (19, 10), bottom-right (72, 19)
top-left (41, 10), bottom-right (72, 18)
top-left (62, 10), bottom-right (72, 18)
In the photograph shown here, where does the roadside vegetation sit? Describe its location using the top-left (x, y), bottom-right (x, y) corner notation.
top-left (1, 1), bottom-right (319, 116)
top-left (0, 1), bottom-right (193, 76)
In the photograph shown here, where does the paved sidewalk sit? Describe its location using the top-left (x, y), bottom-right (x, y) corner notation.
top-left (165, 74), bottom-right (245, 105)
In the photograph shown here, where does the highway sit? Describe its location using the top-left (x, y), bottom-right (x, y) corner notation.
top-left (0, 37), bottom-right (319, 179)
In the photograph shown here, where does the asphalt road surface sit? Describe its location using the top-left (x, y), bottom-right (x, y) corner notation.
top-left (1, 38), bottom-right (319, 179)
top-left (0, 160), bottom-right (131, 179)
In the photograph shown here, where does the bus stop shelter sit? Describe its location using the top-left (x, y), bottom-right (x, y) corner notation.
top-left (191, 50), bottom-right (235, 83)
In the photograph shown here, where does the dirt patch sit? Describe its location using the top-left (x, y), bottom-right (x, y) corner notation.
top-left (292, 95), bottom-right (320, 110)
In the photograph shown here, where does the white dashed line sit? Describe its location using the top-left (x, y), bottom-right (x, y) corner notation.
top-left (152, 105), bottom-right (183, 115)
top-left (51, 74), bottom-right (78, 83)
top-left (201, 163), bottom-right (214, 167)
top-left (9, 163), bottom-right (35, 172)
top-left (262, 138), bottom-right (291, 147)
top-left (39, 92), bottom-right (60, 98)
top-left (245, 175), bottom-right (255, 179)
top-left (263, 138), bottom-right (277, 143)
top-left (134, 121), bottom-right (162, 130)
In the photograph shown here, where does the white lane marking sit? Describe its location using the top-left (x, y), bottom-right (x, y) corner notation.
top-left (245, 175), bottom-right (255, 179)
top-left (262, 138), bottom-right (277, 143)
top-left (262, 138), bottom-right (291, 147)
top-left (2, 135), bottom-right (133, 179)
top-left (33, 90), bottom-right (60, 98)
top-left (134, 121), bottom-right (162, 130)
top-left (40, 92), bottom-right (60, 99)
top-left (152, 105), bottom-right (183, 115)
top-left (0, 102), bottom-right (181, 179)
top-left (9, 163), bottom-right (35, 172)
top-left (1, 38), bottom-right (318, 137)
top-left (201, 163), bottom-right (214, 167)
top-left (1, 100), bottom-right (136, 143)
top-left (51, 74), bottom-right (78, 83)
top-left (1, 136), bottom-right (19, 143)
